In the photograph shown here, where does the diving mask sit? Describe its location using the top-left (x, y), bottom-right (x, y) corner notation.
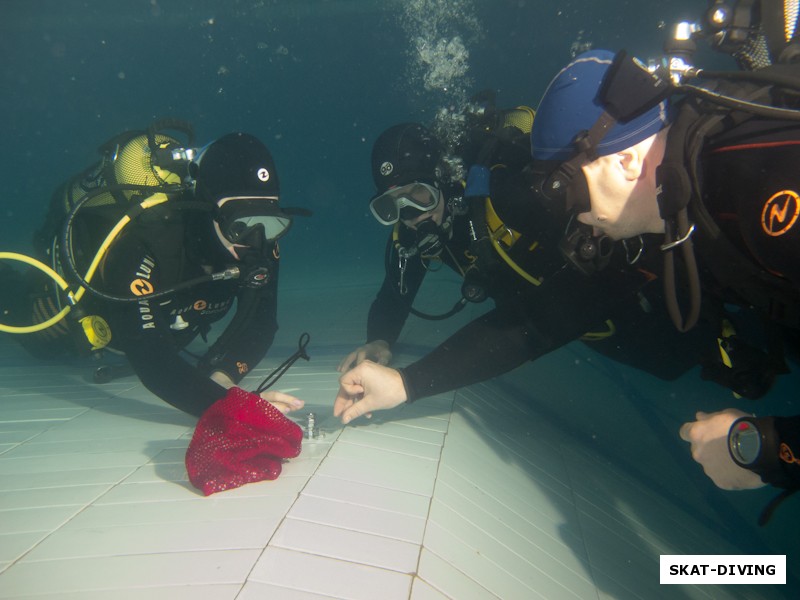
top-left (533, 159), bottom-right (592, 216)
top-left (369, 182), bottom-right (442, 225)
top-left (215, 196), bottom-right (294, 243)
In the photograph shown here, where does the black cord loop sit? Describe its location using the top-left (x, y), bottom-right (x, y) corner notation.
top-left (253, 332), bottom-right (311, 394)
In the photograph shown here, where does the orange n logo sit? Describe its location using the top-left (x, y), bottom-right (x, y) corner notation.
top-left (761, 190), bottom-right (800, 237)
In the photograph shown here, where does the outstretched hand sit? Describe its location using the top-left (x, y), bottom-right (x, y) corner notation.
top-left (333, 360), bottom-right (407, 425)
top-left (679, 408), bottom-right (765, 490)
top-left (337, 340), bottom-right (392, 372)
top-left (260, 390), bottom-right (305, 415)
top-left (212, 370), bottom-right (304, 415)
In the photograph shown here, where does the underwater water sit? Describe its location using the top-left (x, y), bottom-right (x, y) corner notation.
top-left (1, 0), bottom-right (707, 270)
top-left (1, 1), bottom-right (799, 597)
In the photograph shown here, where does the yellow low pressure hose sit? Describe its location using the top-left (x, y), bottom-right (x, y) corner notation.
top-left (0, 252), bottom-right (72, 333)
top-left (0, 193), bottom-right (170, 334)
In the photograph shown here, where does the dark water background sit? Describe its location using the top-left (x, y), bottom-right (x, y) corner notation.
top-left (1, 0), bottom-right (707, 276)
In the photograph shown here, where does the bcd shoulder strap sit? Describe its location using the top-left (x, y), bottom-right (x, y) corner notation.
top-left (674, 82), bottom-right (800, 327)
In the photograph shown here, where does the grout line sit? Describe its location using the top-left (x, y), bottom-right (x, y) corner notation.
top-left (409, 390), bottom-right (456, 597)
top-left (235, 427), bottom-right (343, 596)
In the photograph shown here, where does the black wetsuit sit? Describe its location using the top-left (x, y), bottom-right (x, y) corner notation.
top-left (697, 118), bottom-right (800, 489)
top-left (366, 167), bottom-right (713, 402)
top-left (14, 200), bottom-right (279, 417)
top-left (702, 118), bottom-right (800, 295)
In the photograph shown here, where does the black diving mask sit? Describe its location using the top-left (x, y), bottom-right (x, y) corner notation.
top-left (215, 196), bottom-right (312, 243)
top-left (533, 159), bottom-right (592, 216)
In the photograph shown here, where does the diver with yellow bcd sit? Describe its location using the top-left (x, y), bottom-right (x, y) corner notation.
top-left (0, 120), bottom-right (310, 416)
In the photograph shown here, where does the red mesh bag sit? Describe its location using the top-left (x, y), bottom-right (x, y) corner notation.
top-left (185, 386), bottom-right (303, 496)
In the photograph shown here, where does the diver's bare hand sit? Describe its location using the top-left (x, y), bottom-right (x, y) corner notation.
top-left (260, 390), bottom-right (305, 415)
top-left (333, 361), bottom-right (407, 424)
top-left (679, 409), bottom-right (765, 490)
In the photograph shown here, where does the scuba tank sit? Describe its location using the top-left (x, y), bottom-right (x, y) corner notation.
top-left (0, 120), bottom-right (213, 349)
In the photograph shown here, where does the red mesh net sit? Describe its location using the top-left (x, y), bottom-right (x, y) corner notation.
top-left (185, 386), bottom-right (303, 496)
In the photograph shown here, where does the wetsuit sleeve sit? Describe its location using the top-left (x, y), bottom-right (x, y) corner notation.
top-left (197, 261), bottom-right (279, 383)
top-left (116, 315), bottom-right (227, 417)
top-left (366, 234), bottom-right (427, 345)
top-left (398, 265), bottom-right (649, 402)
top-left (398, 307), bottom-right (538, 401)
top-left (98, 237), bottom-right (228, 417)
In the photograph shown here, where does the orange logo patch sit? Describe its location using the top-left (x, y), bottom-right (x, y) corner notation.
top-left (780, 443), bottom-right (800, 465)
top-left (761, 190), bottom-right (800, 237)
top-left (130, 279), bottom-right (154, 296)
top-left (193, 300), bottom-right (207, 311)
top-left (237, 361), bottom-right (249, 375)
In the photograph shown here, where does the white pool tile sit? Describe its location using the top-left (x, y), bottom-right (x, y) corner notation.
top-left (317, 450), bottom-right (439, 497)
top-left (301, 474), bottom-right (432, 518)
top-left (60, 494), bottom-right (297, 530)
top-left (0, 429), bottom-right (42, 444)
top-left (21, 517), bottom-right (284, 561)
top-left (0, 505), bottom-right (84, 536)
top-left (0, 407), bottom-right (85, 423)
top-left (0, 451), bottom-right (158, 475)
top-left (426, 500), bottom-right (596, 600)
top-left (432, 478), bottom-right (589, 575)
top-left (0, 531), bottom-right (48, 563)
top-left (237, 580), bottom-right (343, 600)
top-left (123, 461), bottom-right (189, 484)
top-left (435, 465), bottom-right (580, 547)
top-left (271, 517), bottom-right (420, 573)
top-left (248, 546), bottom-right (412, 600)
top-left (416, 549), bottom-right (499, 600)
top-left (437, 441), bottom-right (576, 523)
top-left (422, 521), bottom-right (549, 600)
top-left (0, 549), bottom-right (261, 598)
top-left (0, 483), bottom-right (112, 510)
top-left (0, 443), bottom-right (18, 456)
top-left (288, 493), bottom-right (427, 542)
top-left (1, 289), bottom-right (797, 600)
top-left (1, 436), bottom-right (185, 460)
top-left (338, 427), bottom-right (443, 460)
top-left (409, 576), bottom-right (451, 600)
top-left (0, 466), bottom-right (135, 491)
top-left (346, 420), bottom-right (446, 446)
top-left (11, 584), bottom-right (244, 600)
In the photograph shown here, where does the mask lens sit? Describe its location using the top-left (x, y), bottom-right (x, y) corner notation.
top-left (369, 182), bottom-right (440, 225)
top-left (534, 163), bottom-right (591, 215)
top-left (216, 196), bottom-right (292, 243)
top-left (565, 169), bottom-right (591, 214)
top-left (399, 205), bottom-right (427, 221)
top-left (227, 215), bottom-right (291, 242)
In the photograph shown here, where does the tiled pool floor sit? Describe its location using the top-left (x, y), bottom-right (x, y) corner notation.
top-left (0, 274), bottom-right (796, 599)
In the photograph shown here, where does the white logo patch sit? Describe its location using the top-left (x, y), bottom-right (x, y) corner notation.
top-left (257, 167), bottom-right (270, 181)
top-left (380, 161), bottom-right (393, 176)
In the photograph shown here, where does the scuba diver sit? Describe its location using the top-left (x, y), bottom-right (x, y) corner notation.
top-left (334, 101), bottom-right (719, 425)
top-left (0, 121), bottom-right (309, 418)
top-left (528, 0), bottom-right (800, 514)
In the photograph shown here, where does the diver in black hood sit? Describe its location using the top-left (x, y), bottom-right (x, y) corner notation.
top-left (0, 123), bottom-right (309, 417)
